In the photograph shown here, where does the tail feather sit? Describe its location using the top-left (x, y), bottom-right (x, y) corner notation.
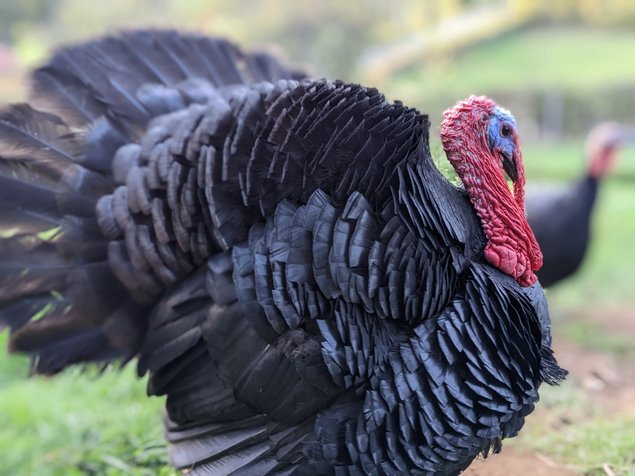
top-left (83, 118), bottom-right (129, 172)
top-left (29, 30), bottom-right (307, 135)
top-left (0, 104), bottom-right (80, 167)
top-left (0, 173), bottom-right (60, 219)
top-left (0, 265), bottom-right (69, 301)
top-left (0, 105), bottom-right (95, 234)
top-left (30, 328), bottom-right (119, 375)
top-left (2, 29), bottom-right (306, 375)
top-left (0, 295), bottom-right (65, 332)
top-left (0, 170), bottom-right (107, 237)
top-left (30, 68), bottom-right (106, 128)
top-left (9, 308), bottom-right (86, 353)
top-left (0, 105), bottom-right (135, 373)
top-left (56, 165), bottom-right (113, 216)
top-left (57, 216), bottom-right (109, 261)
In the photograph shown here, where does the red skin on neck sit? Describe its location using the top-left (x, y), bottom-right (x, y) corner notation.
top-left (585, 122), bottom-right (623, 179)
top-left (441, 97), bottom-right (543, 287)
top-left (588, 145), bottom-right (618, 179)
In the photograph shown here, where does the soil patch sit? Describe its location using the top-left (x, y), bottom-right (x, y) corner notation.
top-left (574, 305), bottom-right (635, 338)
top-left (466, 449), bottom-right (579, 476)
top-left (552, 334), bottom-right (635, 416)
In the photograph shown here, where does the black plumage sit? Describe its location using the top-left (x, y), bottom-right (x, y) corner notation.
top-left (526, 176), bottom-right (598, 287)
top-left (0, 30), bottom-right (565, 475)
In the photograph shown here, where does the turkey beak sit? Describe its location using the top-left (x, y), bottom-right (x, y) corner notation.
top-left (501, 150), bottom-right (518, 183)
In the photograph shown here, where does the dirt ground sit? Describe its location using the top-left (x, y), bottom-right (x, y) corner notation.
top-left (466, 449), bottom-right (579, 476)
top-left (465, 306), bottom-right (635, 476)
top-left (554, 306), bottom-right (635, 419)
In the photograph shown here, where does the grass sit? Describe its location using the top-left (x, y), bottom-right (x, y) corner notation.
top-left (520, 383), bottom-right (635, 476)
top-left (388, 25), bottom-right (635, 105)
top-left (0, 334), bottom-right (173, 476)
top-left (508, 371), bottom-right (635, 475)
top-left (543, 417), bottom-right (635, 476)
top-left (557, 318), bottom-right (635, 359)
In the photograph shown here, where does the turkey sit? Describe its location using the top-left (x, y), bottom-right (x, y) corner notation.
top-left (526, 122), bottom-right (635, 287)
top-left (0, 30), bottom-right (565, 475)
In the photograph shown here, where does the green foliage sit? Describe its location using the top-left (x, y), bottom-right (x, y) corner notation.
top-left (0, 333), bottom-right (30, 386)
top-left (388, 25), bottom-right (635, 128)
top-left (5, 0), bottom-right (423, 79)
top-left (0, 0), bottom-right (55, 42)
top-left (525, 402), bottom-right (635, 475)
top-left (512, 379), bottom-right (635, 475)
top-left (0, 332), bottom-right (172, 475)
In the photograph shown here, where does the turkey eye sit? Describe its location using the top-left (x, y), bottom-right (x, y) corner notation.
top-left (501, 124), bottom-right (512, 137)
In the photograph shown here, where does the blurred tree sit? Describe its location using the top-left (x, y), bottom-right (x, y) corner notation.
top-left (195, 0), bottom-right (420, 79)
top-left (7, 0), bottom-right (430, 79)
top-left (4, 0), bottom-right (635, 77)
top-left (0, 0), bottom-right (56, 42)
top-left (530, 0), bottom-right (635, 25)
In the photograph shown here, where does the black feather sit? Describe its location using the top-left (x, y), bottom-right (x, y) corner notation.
top-left (0, 29), bottom-right (565, 476)
top-left (0, 104), bottom-right (79, 175)
top-left (527, 176), bottom-right (599, 287)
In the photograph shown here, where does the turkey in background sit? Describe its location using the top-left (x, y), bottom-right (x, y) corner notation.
top-left (526, 123), bottom-right (635, 288)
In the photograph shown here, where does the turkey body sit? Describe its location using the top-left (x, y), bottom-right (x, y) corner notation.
top-left (526, 176), bottom-right (598, 287)
top-left (0, 31), bottom-right (564, 475)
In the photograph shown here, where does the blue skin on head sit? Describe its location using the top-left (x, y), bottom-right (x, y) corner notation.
top-left (487, 106), bottom-right (519, 181)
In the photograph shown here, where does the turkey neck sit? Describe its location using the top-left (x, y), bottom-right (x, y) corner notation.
top-left (443, 135), bottom-right (542, 286)
top-left (580, 174), bottom-right (600, 209)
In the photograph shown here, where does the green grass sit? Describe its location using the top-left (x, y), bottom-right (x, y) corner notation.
top-left (389, 25), bottom-right (635, 103)
top-left (524, 140), bottom-right (635, 181)
top-left (521, 383), bottom-right (635, 476)
top-left (512, 381), bottom-right (635, 475)
top-left (557, 318), bottom-right (635, 359)
top-left (0, 334), bottom-right (173, 476)
top-left (543, 417), bottom-right (635, 476)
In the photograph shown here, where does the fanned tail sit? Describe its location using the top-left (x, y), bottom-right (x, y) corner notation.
top-left (29, 29), bottom-right (307, 134)
top-left (0, 104), bottom-right (143, 374)
top-left (1, 30), bottom-right (307, 375)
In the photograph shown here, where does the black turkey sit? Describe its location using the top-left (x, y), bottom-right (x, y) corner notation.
top-left (527, 122), bottom-right (635, 287)
top-left (0, 30), bottom-right (565, 475)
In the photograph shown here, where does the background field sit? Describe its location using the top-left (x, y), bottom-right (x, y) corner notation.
top-left (1, 2), bottom-right (634, 475)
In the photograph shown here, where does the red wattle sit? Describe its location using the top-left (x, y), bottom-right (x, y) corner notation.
top-left (440, 96), bottom-right (542, 287)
